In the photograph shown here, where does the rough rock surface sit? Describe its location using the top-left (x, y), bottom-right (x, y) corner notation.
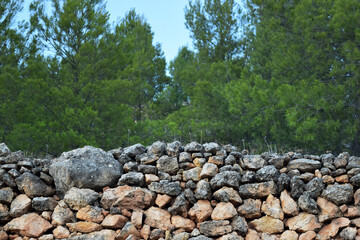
top-left (49, 146), bottom-right (122, 195)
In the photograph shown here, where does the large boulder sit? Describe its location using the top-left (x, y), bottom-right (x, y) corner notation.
top-left (49, 146), bottom-right (122, 195)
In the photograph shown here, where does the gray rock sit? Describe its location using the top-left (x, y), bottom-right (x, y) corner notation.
top-left (158, 171), bottom-right (172, 181)
top-left (8, 169), bottom-right (20, 178)
top-left (156, 156), bottom-right (179, 175)
top-left (239, 181), bottom-right (277, 199)
top-left (138, 165), bottom-right (157, 174)
top-left (108, 147), bottom-right (123, 159)
top-left (123, 143), bottom-right (146, 158)
top-left (15, 172), bottom-right (54, 198)
top-left (350, 173), bottom-right (360, 186)
top-left (242, 155), bottom-right (267, 170)
top-left (277, 173), bottom-right (290, 193)
top-left (118, 153), bottom-right (132, 164)
top-left (225, 155), bottom-right (236, 165)
top-left (148, 141), bottom-right (166, 157)
top-left (321, 153), bottom-right (335, 164)
top-left (0, 187), bottom-right (13, 204)
top-left (49, 146), bottom-right (122, 196)
top-left (200, 163), bottom-right (218, 178)
top-left (186, 180), bottom-right (197, 190)
top-left (40, 172), bottom-right (53, 185)
top-left (224, 145), bottom-right (238, 153)
top-left (331, 168), bottom-right (346, 177)
top-left (348, 168), bottom-right (360, 177)
top-left (2, 173), bottom-right (16, 187)
top-left (231, 216), bottom-right (248, 235)
top-left (255, 165), bottom-right (279, 182)
top-left (166, 141), bottom-right (183, 157)
top-left (194, 180), bottom-right (212, 200)
top-left (334, 152), bottom-right (349, 169)
top-left (168, 193), bottom-right (188, 217)
top-left (304, 178), bottom-right (324, 198)
top-left (203, 142), bottom-right (221, 154)
top-left (219, 165), bottom-right (233, 172)
top-left (320, 167), bottom-right (331, 176)
top-left (179, 152), bottom-right (192, 163)
top-left (183, 167), bottom-right (202, 182)
top-left (347, 156), bottom-right (360, 170)
top-left (210, 171), bottom-right (240, 190)
top-left (323, 162), bottom-right (336, 171)
top-left (184, 189), bottom-right (197, 204)
top-left (199, 220), bottom-right (232, 237)
top-left (63, 187), bottom-right (101, 210)
top-left (118, 172), bottom-right (144, 187)
top-left (123, 161), bottom-right (138, 173)
top-left (287, 159), bottom-right (321, 172)
top-left (4, 151), bottom-right (25, 163)
top-left (290, 176), bottom-right (305, 199)
top-left (32, 197), bottom-right (58, 211)
top-left (268, 156), bottom-right (286, 169)
top-left (173, 232), bottom-right (190, 240)
top-left (191, 228), bottom-right (201, 237)
top-left (213, 187), bottom-right (242, 205)
top-left (148, 180), bottom-right (182, 196)
top-left (322, 183), bottom-right (354, 205)
top-left (0, 143), bottom-right (10, 157)
top-left (339, 227), bottom-right (357, 240)
top-left (240, 171), bottom-right (255, 183)
top-left (298, 192), bottom-right (318, 214)
top-left (185, 142), bottom-right (203, 153)
top-left (1, 164), bottom-right (17, 170)
top-left (287, 169), bottom-right (300, 178)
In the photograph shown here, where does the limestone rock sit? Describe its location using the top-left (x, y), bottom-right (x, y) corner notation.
top-left (166, 141), bottom-right (183, 157)
top-left (198, 220), bottom-right (232, 237)
top-left (9, 194), bottom-right (31, 218)
top-left (124, 143), bottom-right (146, 157)
top-left (290, 176), bottom-right (305, 199)
top-left (250, 216), bottom-right (284, 234)
top-left (261, 194), bottom-right (284, 220)
top-left (118, 172), bottom-right (145, 187)
top-left (238, 198), bottom-right (262, 219)
top-left (116, 222), bottom-right (141, 240)
top-left (231, 216), bottom-right (248, 235)
top-left (0, 203), bottom-right (9, 222)
top-left (210, 171), bottom-right (241, 190)
top-left (184, 142), bottom-right (203, 153)
top-left (304, 177), bottom-right (324, 199)
top-left (200, 163), bottom-right (218, 178)
top-left (66, 221), bottom-right (102, 233)
top-left (76, 205), bottom-right (104, 223)
top-left (322, 183), bottom-right (354, 205)
top-left (183, 167), bottom-right (202, 182)
top-left (101, 185), bottom-right (156, 210)
top-left (53, 226), bottom-right (70, 239)
top-left (238, 181), bottom-right (277, 199)
top-left (287, 159), bottom-right (321, 172)
top-left (4, 213), bottom-right (52, 237)
top-left (51, 200), bottom-right (75, 226)
top-left (242, 155), bottom-right (267, 170)
top-left (15, 172), bottom-right (54, 198)
top-left (0, 187), bottom-right (13, 204)
top-left (298, 231), bottom-right (316, 240)
top-left (148, 180), bottom-right (182, 196)
top-left (172, 215), bottom-right (196, 232)
top-left (339, 227), bottom-right (357, 240)
top-left (298, 192), bottom-right (319, 214)
top-left (0, 143), bottom-right (10, 157)
top-left (280, 190), bottom-right (298, 216)
top-left (101, 214), bottom-right (128, 229)
top-left (318, 217), bottom-right (350, 239)
top-left (213, 187), bottom-right (242, 206)
top-left (49, 146), bottom-right (122, 195)
top-left (211, 202), bottom-right (237, 221)
top-left (168, 193), bottom-right (189, 217)
top-left (144, 206), bottom-right (173, 230)
top-left (317, 197), bottom-right (341, 222)
top-left (32, 197), bottom-right (58, 212)
top-left (279, 230), bottom-right (298, 240)
top-left (156, 156), bottom-right (179, 175)
top-left (155, 194), bottom-right (172, 208)
top-left (188, 200), bottom-right (213, 223)
top-left (194, 180), bottom-right (212, 200)
top-left (285, 212), bottom-right (322, 232)
top-left (64, 187), bottom-right (100, 211)
top-left (255, 166), bottom-right (279, 182)
top-left (148, 141), bottom-right (166, 157)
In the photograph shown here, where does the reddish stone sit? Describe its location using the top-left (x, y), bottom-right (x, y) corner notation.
top-left (211, 202), bottom-right (237, 221)
top-left (188, 200), bottom-right (213, 223)
top-left (144, 207), bottom-right (173, 230)
top-left (155, 194), bottom-right (172, 208)
top-left (171, 215), bottom-right (196, 232)
top-left (101, 214), bottom-right (128, 229)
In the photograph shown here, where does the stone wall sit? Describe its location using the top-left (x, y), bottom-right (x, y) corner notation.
top-left (0, 141), bottom-right (360, 240)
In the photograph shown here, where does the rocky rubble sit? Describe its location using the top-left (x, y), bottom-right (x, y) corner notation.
top-left (1, 142), bottom-right (360, 239)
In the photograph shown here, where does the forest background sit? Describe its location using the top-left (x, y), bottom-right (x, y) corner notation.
top-left (1, 0), bottom-right (360, 156)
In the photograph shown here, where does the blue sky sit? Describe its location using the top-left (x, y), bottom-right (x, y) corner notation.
top-left (18, 0), bottom-right (193, 64)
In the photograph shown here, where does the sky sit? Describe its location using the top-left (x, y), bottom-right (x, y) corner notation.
top-left (18, 0), bottom-right (194, 64)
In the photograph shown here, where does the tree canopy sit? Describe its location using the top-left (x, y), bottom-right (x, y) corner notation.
top-left (1, 0), bottom-right (360, 156)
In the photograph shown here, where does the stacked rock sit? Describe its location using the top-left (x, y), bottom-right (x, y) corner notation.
top-left (0, 141), bottom-right (360, 239)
